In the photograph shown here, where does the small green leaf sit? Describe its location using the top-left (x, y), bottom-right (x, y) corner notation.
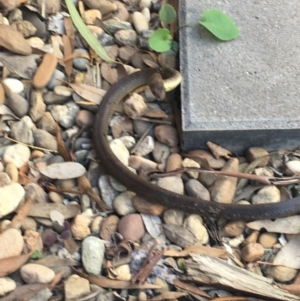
top-left (149, 28), bottom-right (172, 52)
top-left (199, 9), bottom-right (240, 41)
top-left (31, 250), bottom-right (43, 259)
top-left (65, 0), bottom-right (114, 63)
top-left (159, 4), bottom-right (177, 24)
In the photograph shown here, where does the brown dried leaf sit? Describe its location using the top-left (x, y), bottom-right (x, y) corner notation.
top-left (207, 141), bottom-right (232, 159)
top-left (68, 82), bottom-right (106, 104)
top-left (164, 245), bottom-right (229, 259)
top-left (56, 123), bottom-right (73, 162)
top-left (9, 192), bottom-right (36, 230)
top-left (0, 283), bottom-right (47, 301)
top-left (163, 224), bottom-right (198, 248)
top-left (64, 17), bottom-right (75, 51)
top-left (35, 255), bottom-right (78, 267)
top-left (28, 203), bottom-right (80, 219)
top-left (0, 252), bottom-right (32, 277)
top-left (101, 62), bottom-right (118, 85)
top-left (247, 216), bottom-right (300, 235)
top-left (63, 34), bottom-right (73, 77)
top-left (76, 270), bottom-right (161, 289)
top-left (78, 175), bottom-right (111, 211)
top-left (273, 234), bottom-right (300, 268)
top-left (18, 162), bottom-right (30, 185)
top-left (0, 52), bottom-right (40, 79)
top-left (148, 291), bottom-right (187, 300)
top-left (116, 63), bottom-right (128, 81)
top-left (173, 278), bottom-right (211, 298)
top-left (48, 270), bottom-right (65, 289)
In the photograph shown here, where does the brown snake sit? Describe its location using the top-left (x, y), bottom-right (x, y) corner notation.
top-left (94, 68), bottom-right (300, 220)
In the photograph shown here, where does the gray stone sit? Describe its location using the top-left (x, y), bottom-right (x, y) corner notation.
top-left (180, 0), bottom-right (300, 154)
top-left (33, 129), bottom-right (57, 150)
top-left (9, 116), bottom-right (34, 144)
top-left (73, 48), bottom-right (89, 71)
top-left (49, 101), bottom-right (80, 128)
top-left (47, 69), bottom-right (65, 90)
top-left (103, 19), bottom-right (132, 34)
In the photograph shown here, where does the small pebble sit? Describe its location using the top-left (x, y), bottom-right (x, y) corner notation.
top-left (110, 139), bottom-right (130, 166)
top-left (118, 213), bottom-right (145, 241)
top-left (185, 179), bottom-right (210, 201)
top-left (73, 48), bottom-right (89, 71)
top-left (132, 11), bottom-right (149, 34)
top-left (0, 228), bottom-right (24, 259)
top-left (183, 214), bottom-right (209, 244)
top-left (98, 175), bottom-right (119, 208)
top-left (0, 277), bottom-right (16, 296)
top-left (71, 214), bottom-right (91, 240)
top-left (241, 243), bottom-right (264, 262)
top-left (266, 265), bottom-right (297, 282)
top-left (182, 158), bottom-right (200, 179)
top-left (2, 78), bottom-right (24, 94)
top-left (221, 221), bottom-right (246, 237)
top-left (47, 69), bottom-right (65, 90)
top-left (163, 209), bottom-right (185, 226)
top-left (155, 125), bottom-right (179, 147)
top-left (157, 176), bottom-right (184, 195)
top-left (258, 232), bottom-right (277, 248)
top-left (82, 236), bottom-right (105, 275)
top-left (3, 144), bottom-right (30, 168)
top-left (114, 29), bottom-right (138, 46)
top-left (246, 147), bottom-right (269, 167)
top-left (113, 191), bottom-right (136, 215)
top-left (252, 185), bottom-right (281, 204)
top-left (64, 274), bottom-right (90, 301)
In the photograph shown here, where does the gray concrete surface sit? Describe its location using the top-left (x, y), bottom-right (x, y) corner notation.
top-left (179, 0), bottom-right (300, 154)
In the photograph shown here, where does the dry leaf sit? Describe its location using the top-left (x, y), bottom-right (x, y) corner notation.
top-left (69, 82), bottom-right (106, 104)
top-left (63, 34), bottom-right (73, 77)
top-left (76, 270), bottom-right (161, 289)
top-left (0, 283), bottom-right (47, 301)
top-left (56, 123), bottom-right (73, 162)
top-left (0, 52), bottom-right (40, 79)
top-left (18, 162), bottom-right (30, 185)
top-left (163, 224), bottom-right (198, 248)
top-left (35, 255), bottom-right (78, 267)
top-left (39, 162), bottom-right (86, 179)
top-left (247, 216), bottom-right (300, 234)
top-left (64, 17), bottom-right (75, 51)
top-left (0, 104), bottom-right (20, 120)
top-left (207, 141), bottom-right (232, 159)
top-left (173, 278), bottom-right (211, 298)
top-left (140, 214), bottom-right (162, 239)
top-left (273, 234), bottom-right (300, 268)
top-left (100, 62), bottom-right (118, 85)
top-left (78, 175), bottom-right (111, 211)
top-left (164, 245), bottom-right (229, 259)
top-left (0, 252), bottom-right (32, 277)
top-left (48, 270), bottom-right (65, 289)
top-left (28, 203), bottom-right (80, 219)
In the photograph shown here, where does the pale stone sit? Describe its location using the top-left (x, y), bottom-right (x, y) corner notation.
top-left (20, 263), bottom-right (55, 284)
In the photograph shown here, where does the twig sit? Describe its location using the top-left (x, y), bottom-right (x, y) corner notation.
top-left (3, 135), bottom-right (58, 153)
top-left (131, 243), bottom-right (164, 284)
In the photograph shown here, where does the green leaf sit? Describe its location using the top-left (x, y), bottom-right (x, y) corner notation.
top-left (149, 28), bottom-right (172, 52)
top-left (31, 250), bottom-right (43, 259)
top-left (159, 4), bottom-right (177, 24)
top-left (199, 9), bottom-right (240, 41)
top-left (65, 0), bottom-right (114, 63)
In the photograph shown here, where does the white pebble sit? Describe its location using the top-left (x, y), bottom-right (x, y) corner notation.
top-left (2, 78), bottom-right (24, 94)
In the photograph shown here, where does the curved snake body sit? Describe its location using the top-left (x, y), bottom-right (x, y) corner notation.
top-left (94, 68), bottom-right (300, 220)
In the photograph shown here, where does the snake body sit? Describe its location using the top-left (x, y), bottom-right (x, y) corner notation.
top-left (94, 68), bottom-right (300, 220)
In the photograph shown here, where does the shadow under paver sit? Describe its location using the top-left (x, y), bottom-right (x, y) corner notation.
top-left (179, 0), bottom-right (300, 154)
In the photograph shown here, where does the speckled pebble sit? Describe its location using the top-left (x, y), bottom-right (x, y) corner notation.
top-left (98, 175), bottom-right (119, 208)
top-left (71, 214), bottom-right (91, 240)
top-left (134, 136), bottom-right (155, 157)
top-left (3, 144), bottom-right (30, 168)
top-left (113, 191), bottom-right (136, 215)
top-left (82, 236), bottom-right (105, 275)
top-left (114, 29), bottom-right (137, 46)
top-left (47, 69), bottom-right (66, 90)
